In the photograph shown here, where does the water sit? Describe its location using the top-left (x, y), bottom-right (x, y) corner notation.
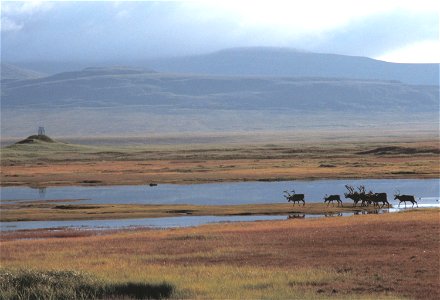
top-left (1, 179), bottom-right (438, 206)
top-left (0, 210), bottom-right (399, 232)
top-left (1, 179), bottom-right (438, 231)
top-left (0, 215), bottom-right (288, 231)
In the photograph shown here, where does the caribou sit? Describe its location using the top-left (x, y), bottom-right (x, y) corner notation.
top-left (344, 185), bottom-right (363, 207)
top-left (345, 185), bottom-right (390, 208)
top-left (283, 190), bottom-right (305, 206)
top-left (366, 192), bottom-right (390, 208)
top-left (324, 194), bottom-right (343, 207)
top-left (394, 191), bottom-right (418, 207)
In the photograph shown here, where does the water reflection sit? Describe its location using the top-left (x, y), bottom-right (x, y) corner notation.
top-left (29, 186), bottom-right (47, 198)
top-left (1, 205), bottom-right (437, 232)
top-left (353, 210), bottom-right (382, 215)
top-left (324, 212), bottom-right (343, 217)
top-left (0, 215), bottom-right (287, 232)
top-left (288, 213), bottom-right (305, 219)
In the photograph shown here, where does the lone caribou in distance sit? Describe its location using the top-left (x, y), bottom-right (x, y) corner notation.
top-left (394, 191), bottom-right (418, 207)
top-left (283, 190), bottom-right (305, 206)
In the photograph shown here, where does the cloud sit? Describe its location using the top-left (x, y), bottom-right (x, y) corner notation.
top-left (1, 1), bottom-right (438, 63)
top-left (1, 1), bottom-right (53, 15)
top-left (1, 17), bottom-right (23, 32)
top-left (377, 40), bottom-right (440, 63)
top-left (1, 1), bottom-right (53, 32)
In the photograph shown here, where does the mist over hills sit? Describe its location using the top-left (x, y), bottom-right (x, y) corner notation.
top-left (1, 48), bottom-right (438, 139)
top-left (2, 66), bottom-right (437, 113)
top-left (145, 47), bottom-right (439, 85)
top-left (1, 63), bottom-right (46, 82)
top-left (6, 47), bottom-right (439, 85)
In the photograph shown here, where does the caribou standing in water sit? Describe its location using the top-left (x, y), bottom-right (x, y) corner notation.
top-left (365, 190), bottom-right (390, 208)
top-left (324, 194), bottom-right (343, 207)
top-left (283, 190), bottom-right (305, 206)
top-left (394, 191), bottom-right (418, 207)
top-left (345, 185), bottom-right (390, 208)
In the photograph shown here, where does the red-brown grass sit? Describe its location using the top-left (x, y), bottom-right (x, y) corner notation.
top-left (1, 209), bottom-right (438, 299)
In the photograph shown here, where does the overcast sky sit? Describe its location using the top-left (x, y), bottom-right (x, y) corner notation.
top-left (1, 0), bottom-right (439, 63)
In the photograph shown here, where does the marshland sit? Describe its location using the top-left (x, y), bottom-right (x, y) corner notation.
top-left (1, 135), bottom-right (439, 299)
top-left (2, 1), bottom-right (440, 299)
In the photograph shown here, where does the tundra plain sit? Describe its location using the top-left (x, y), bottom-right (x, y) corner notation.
top-left (1, 134), bottom-right (439, 298)
top-left (1, 135), bottom-right (438, 187)
top-left (1, 209), bottom-right (439, 299)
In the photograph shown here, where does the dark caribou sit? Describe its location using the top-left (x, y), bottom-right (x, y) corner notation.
top-left (283, 190), bottom-right (305, 206)
top-left (324, 194), bottom-right (343, 207)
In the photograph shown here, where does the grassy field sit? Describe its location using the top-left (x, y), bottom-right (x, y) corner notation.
top-left (1, 209), bottom-right (438, 299)
top-left (0, 202), bottom-right (383, 222)
top-left (1, 137), bottom-right (438, 186)
top-left (1, 135), bottom-right (439, 299)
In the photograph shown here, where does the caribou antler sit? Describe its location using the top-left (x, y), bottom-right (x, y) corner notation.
top-left (394, 189), bottom-right (401, 197)
top-left (357, 185), bottom-right (366, 194)
top-left (345, 185), bottom-right (355, 194)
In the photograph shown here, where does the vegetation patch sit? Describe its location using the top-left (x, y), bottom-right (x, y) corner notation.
top-left (319, 164), bottom-right (337, 168)
top-left (0, 269), bottom-right (174, 300)
top-left (165, 209), bottom-right (195, 214)
top-left (357, 146), bottom-right (440, 155)
top-left (80, 180), bottom-right (103, 184)
top-left (15, 135), bottom-right (55, 144)
top-left (52, 205), bottom-right (103, 210)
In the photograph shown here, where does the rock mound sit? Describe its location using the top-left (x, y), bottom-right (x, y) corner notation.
top-left (16, 135), bottom-right (55, 144)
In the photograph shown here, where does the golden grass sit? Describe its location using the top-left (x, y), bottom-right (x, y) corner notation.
top-left (1, 139), bottom-right (439, 186)
top-left (1, 209), bottom-right (438, 299)
top-left (1, 202), bottom-right (383, 222)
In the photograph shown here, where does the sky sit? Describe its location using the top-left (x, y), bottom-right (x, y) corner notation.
top-left (1, 0), bottom-right (439, 63)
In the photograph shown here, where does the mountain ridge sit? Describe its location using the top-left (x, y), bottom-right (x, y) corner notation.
top-left (4, 47), bottom-right (438, 85)
top-left (144, 47), bottom-right (439, 85)
top-left (2, 66), bottom-right (437, 113)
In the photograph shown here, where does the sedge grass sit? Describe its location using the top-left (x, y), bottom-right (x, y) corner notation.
top-left (2, 210), bottom-right (433, 298)
top-left (0, 268), bottom-right (174, 299)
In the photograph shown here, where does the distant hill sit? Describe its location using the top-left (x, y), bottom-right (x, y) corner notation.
top-left (1, 65), bottom-right (438, 138)
top-left (1, 63), bottom-right (45, 82)
top-left (145, 47), bottom-right (439, 85)
top-left (2, 67), bottom-right (437, 113)
top-left (43, 66), bottom-right (156, 81)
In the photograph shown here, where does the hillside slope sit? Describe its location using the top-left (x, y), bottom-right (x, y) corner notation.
top-left (2, 67), bottom-right (437, 113)
top-left (1, 63), bottom-right (45, 82)
top-left (1, 66), bottom-right (438, 138)
top-left (145, 47), bottom-right (439, 85)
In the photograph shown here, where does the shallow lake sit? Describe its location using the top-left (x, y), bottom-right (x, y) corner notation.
top-left (1, 179), bottom-right (438, 205)
top-left (1, 179), bottom-right (438, 231)
top-left (0, 209), bottom-right (415, 232)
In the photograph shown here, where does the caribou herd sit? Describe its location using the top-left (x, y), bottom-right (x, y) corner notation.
top-left (283, 185), bottom-right (418, 208)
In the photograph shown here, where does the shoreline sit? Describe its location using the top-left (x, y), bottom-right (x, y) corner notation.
top-left (2, 174), bottom-right (440, 188)
top-left (1, 202), bottom-right (435, 222)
